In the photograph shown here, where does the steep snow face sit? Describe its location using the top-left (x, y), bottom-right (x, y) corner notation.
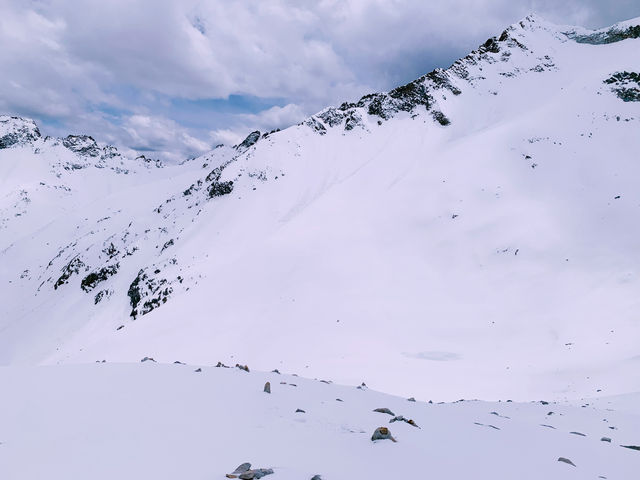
top-left (1, 16), bottom-right (640, 402)
top-left (1, 363), bottom-right (639, 480)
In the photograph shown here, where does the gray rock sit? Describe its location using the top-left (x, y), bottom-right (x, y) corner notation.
top-left (557, 457), bottom-right (576, 467)
top-left (490, 411), bottom-right (510, 419)
top-left (305, 117), bottom-right (328, 135)
top-left (621, 445), bottom-right (640, 451)
top-left (239, 468), bottom-right (273, 479)
top-left (62, 135), bottom-right (100, 157)
top-left (140, 356), bottom-right (156, 363)
top-left (232, 463), bottom-right (252, 474)
top-left (237, 131), bottom-right (261, 150)
top-left (295, 408), bottom-right (306, 413)
top-left (311, 476), bottom-right (322, 480)
top-left (407, 397), bottom-right (416, 402)
top-left (254, 468), bottom-right (274, 478)
top-left (569, 431), bottom-right (586, 436)
top-left (389, 416), bottom-right (419, 428)
top-left (371, 426), bottom-right (397, 442)
top-left (264, 382), bottom-right (271, 393)
top-left (601, 437), bottom-right (611, 442)
top-left (373, 407), bottom-right (395, 416)
top-left (474, 422), bottom-right (500, 430)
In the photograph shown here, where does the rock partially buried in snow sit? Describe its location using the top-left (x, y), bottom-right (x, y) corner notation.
top-left (620, 445), bottom-right (640, 451)
top-left (264, 382), bottom-right (271, 393)
top-left (389, 415), bottom-right (420, 428)
top-left (238, 468), bottom-right (274, 479)
top-left (62, 135), bottom-right (100, 157)
top-left (557, 457), bottom-right (576, 467)
top-left (231, 463), bottom-right (252, 475)
top-left (236, 131), bottom-right (261, 150)
top-left (371, 426), bottom-right (397, 442)
top-left (373, 407), bottom-right (395, 416)
top-left (140, 356), bottom-right (156, 363)
top-left (228, 463), bottom-right (274, 479)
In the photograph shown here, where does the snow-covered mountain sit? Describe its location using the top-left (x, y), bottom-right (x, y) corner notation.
top-left (2, 14), bottom-right (640, 405)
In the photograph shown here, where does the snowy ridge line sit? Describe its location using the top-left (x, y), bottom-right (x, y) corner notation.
top-left (564, 15), bottom-right (640, 44)
top-left (295, 13), bottom-right (640, 138)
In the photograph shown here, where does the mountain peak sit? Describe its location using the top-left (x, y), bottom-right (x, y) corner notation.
top-left (0, 115), bottom-right (41, 149)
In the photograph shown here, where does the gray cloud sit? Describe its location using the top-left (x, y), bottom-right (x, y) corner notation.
top-left (0, 0), bottom-right (637, 160)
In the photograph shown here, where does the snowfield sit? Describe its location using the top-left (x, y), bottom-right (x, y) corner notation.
top-left (1, 13), bottom-right (640, 479)
top-left (1, 363), bottom-right (639, 480)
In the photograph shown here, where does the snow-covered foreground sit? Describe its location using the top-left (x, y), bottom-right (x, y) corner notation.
top-left (0, 363), bottom-right (638, 479)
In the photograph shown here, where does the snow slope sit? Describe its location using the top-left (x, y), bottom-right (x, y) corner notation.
top-left (1, 363), bottom-right (639, 480)
top-left (1, 15), bottom-right (640, 403)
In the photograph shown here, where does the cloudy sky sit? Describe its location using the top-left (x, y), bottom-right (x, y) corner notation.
top-left (1, 0), bottom-right (637, 161)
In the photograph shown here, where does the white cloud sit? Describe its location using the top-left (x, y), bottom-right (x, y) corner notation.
top-left (239, 104), bottom-right (307, 130)
top-left (209, 129), bottom-right (244, 147)
top-left (122, 114), bottom-right (212, 161)
top-left (207, 103), bottom-right (307, 147)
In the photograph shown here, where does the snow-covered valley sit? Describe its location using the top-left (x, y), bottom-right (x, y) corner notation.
top-left (1, 13), bottom-right (639, 479)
